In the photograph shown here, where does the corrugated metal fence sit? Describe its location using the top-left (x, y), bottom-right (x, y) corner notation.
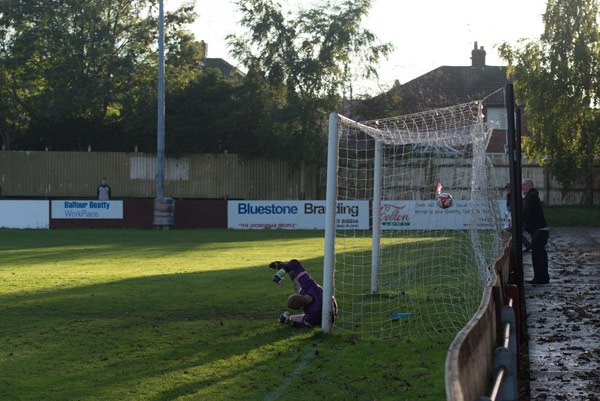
top-left (0, 151), bottom-right (598, 204)
top-left (0, 151), bottom-right (320, 200)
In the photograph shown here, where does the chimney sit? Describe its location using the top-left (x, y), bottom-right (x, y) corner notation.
top-left (471, 41), bottom-right (486, 67)
top-left (201, 40), bottom-right (208, 62)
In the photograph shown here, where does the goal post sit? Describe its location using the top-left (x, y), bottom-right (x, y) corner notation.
top-left (371, 139), bottom-right (383, 294)
top-left (321, 112), bottom-right (340, 334)
top-left (321, 101), bottom-right (504, 338)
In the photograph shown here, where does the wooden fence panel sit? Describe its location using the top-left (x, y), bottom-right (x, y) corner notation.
top-left (0, 151), bottom-right (597, 204)
top-left (0, 151), bottom-right (318, 200)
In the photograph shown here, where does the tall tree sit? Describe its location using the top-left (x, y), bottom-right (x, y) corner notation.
top-left (227, 0), bottom-right (392, 166)
top-left (499, 0), bottom-right (600, 204)
top-left (165, 68), bottom-right (237, 155)
top-left (0, 0), bottom-right (197, 151)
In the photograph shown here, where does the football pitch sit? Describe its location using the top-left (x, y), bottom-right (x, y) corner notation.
top-left (0, 229), bottom-right (452, 401)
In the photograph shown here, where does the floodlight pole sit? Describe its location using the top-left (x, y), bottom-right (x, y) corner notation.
top-left (152, 0), bottom-right (175, 229)
top-left (156, 0), bottom-right (165, 200)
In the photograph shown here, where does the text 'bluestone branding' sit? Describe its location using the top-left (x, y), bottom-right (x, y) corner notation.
top-left (237, 202), bottom-right (359, 217)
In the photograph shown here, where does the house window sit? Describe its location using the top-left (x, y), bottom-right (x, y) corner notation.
top-left (486, 108), bottom-right (507, 129)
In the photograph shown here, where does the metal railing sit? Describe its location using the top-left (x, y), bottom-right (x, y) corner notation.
top-left (477, 297), bottom-right (518, 401)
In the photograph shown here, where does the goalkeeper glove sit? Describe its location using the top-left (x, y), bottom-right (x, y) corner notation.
top-left (272, 269), bottom-right (286, 285)
top-left (278, 311), bottom-right (291, 324)
top-left (269, 261), bottom-right (283, 270)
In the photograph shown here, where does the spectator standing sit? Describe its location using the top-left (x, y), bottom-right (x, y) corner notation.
top-left (522, 178), bottom-right (550, 284)
top-left (97, 177), bottom-right (111, 200)
top-left (505, 183), bottom-right (532, 251)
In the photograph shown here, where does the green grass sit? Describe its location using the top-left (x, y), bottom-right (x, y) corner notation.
top-left (544, 205), bottom-right (600, 227)
top-left (333, 230), bottom-right (489, 338)
top-left (0, 229), bottom-right (453, 401)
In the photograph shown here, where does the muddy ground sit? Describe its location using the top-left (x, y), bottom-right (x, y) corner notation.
top-left (523, 227), bottom-right (600, 400)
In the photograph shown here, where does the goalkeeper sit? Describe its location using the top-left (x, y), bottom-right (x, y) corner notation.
top-left (269, 259), bottom-right (338, 328)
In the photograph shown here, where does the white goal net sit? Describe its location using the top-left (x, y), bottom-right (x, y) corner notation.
top-left (321, 101), bottom-right (504, 339)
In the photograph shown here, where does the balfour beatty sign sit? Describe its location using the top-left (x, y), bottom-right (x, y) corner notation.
top-left (228, 200), bottom-right (369, 230)
top-left (51, 200), bottom-right (123, 219)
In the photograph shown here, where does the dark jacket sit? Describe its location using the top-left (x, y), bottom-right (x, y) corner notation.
top-left (522, 188), bottom-right (547, 234)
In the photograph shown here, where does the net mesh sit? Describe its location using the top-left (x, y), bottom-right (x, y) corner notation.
top-left (328, 101), bottom-right (504, 339)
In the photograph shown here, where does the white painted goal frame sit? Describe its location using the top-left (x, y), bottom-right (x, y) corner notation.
top-left (321, 101), bottom-right (504, 337)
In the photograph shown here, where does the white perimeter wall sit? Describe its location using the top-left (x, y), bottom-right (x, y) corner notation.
top-left (0, 200), bottom-right (50, 229)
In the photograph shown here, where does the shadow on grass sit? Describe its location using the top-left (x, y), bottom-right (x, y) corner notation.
top-left (0, 228), bottom-right (489, 400)
top-left (0, 259), bottom-right (325, 400)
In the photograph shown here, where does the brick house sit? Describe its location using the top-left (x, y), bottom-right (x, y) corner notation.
top-left (348, 42), bottom-right (521, 154)
top-left (199, 40), bottom-right (245, 80)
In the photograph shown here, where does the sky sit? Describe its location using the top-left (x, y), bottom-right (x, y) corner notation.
top-left (166, 0), bottom-right (547, 94)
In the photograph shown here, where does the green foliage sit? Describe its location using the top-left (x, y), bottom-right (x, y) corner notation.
top-left (0, 229), bottom-right (452, 401)
top-left (0, 0), bottom-right (198, 151)
top-left (166, 69), bottom-right (236, 155)
top-left (165, 66), bottom-right (302, 157)
top-left (228, 0), bottom-right (393, 165)
top-left (0, 0), bottom-right (393, 163)
top-left (544, 205), bottom-right (600, 226)
top-left (499, 0), bottom-right (600, 204)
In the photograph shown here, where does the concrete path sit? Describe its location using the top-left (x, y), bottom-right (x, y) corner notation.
top-left (523, 227), bottom-right (600, 401)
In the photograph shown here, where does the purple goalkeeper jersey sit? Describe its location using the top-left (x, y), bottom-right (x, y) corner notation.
top-left (283, 260), bottom-right (324, 328)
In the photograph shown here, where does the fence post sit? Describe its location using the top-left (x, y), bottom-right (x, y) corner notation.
top-left (501, 306), bottom-right (517, 360)
top-left (492, 305), bottom-right (518, 401)
top-left (505, 284), bottom-right (520, 357)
